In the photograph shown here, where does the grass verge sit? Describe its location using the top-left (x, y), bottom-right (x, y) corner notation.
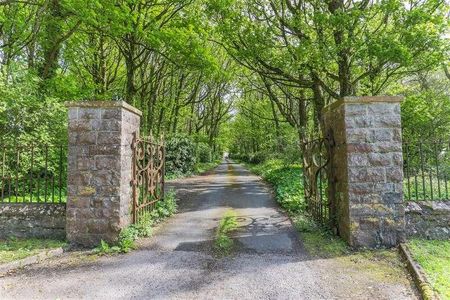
top-left (95, 189), bottom-right (178, 254)
top-left (407, 239), bottom-right (450, 299)
top-left (0, 238), bottom-right (66, 264)
top-left (213, 210), bottom-right (238, 256)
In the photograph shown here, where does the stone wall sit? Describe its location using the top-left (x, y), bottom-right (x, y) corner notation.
top-left (0, 204), bottom-right (66, 239)
top-left (405, 201), bottom-right (450, 239)
top-left (66, 101), bottom-right (141, 247)
top-left (323, 96), bottom-right (405, 248)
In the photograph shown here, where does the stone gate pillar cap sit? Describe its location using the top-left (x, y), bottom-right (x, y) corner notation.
top-left (65, 100), bottom-right (142, 116)
top-left (342, 96), bottom-right (404, 103)
top-left (323, 95), bottom-right (404, 113)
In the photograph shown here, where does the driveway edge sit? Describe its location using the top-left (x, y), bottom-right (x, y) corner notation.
top-left (399, 243), bottom-right (439, 300)
top-left (0, 247), bottom-right (64, 277)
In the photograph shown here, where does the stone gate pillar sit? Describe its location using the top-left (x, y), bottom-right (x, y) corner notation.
top-left (66, 101), bottom-right (141, 247)
top-left (323, 96), bottom-right (405, 248)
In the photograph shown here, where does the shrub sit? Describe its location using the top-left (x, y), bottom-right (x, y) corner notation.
top-left (230, 153), bottom-right (250, 162)
top-left (165, 134), bottom-right (196, 176)
top-left (248, 159), bottom-right (305, 214)
top-left (276, 143), bottom-right (300, 164)
top-left (196, 142), bottom-right (212, 163)
top-left (249, 151), bottom-right (266, 164)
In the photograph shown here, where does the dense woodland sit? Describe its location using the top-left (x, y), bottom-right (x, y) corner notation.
top-left (1, 0), bottom-right (450, 174)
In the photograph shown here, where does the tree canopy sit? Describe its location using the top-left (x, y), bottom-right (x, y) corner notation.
top-left (1, 0), bottom-right (449, 160)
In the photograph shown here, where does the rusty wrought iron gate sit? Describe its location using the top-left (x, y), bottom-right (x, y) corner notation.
top-left (131, 132), bottom-right (165, 224)
top-left (301, 136), bottom-right (335, 228)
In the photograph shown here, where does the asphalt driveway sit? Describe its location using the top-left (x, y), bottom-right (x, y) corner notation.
top-left (0, 161), bottom-right (417, 299)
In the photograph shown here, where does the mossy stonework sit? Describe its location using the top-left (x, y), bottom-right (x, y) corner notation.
top-left (406, 201), bottom-right (450, 239)
top-left (323, 96), bottom-right (405, 248)
top-left (0, 204), bottom-right (66, 239)
top-left (66, 101), bottom-right (141, 247)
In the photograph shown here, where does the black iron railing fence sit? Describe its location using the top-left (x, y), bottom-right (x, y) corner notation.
top-left (403, 140), bottom-right (450, 201)
top-left (0, 144), bottom-right (67, 204)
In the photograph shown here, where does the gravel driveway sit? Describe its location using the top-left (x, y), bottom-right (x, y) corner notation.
top-left (0, 161), bottom-right (418, 299)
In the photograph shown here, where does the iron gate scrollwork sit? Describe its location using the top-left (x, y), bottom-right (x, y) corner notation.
top-left (131, 132), bottom-right (165, 224)
top-left (301, 135), bottom-right (335, 228)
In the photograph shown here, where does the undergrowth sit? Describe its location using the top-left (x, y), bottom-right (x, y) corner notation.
top-left (95, 189), bottom-right (178, 254)
top-left (246, 159), bottom-right (305, 214)
top-left (214, 210), bottom-right (238, 256)
top-left (166, 160), bottom-right (222, 180)
top-left (194, 160), bottom-right (222, 174)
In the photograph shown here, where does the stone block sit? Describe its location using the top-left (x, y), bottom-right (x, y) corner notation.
top-left (374, 142), bottom-right (403, 153)
top-left (71, 132), bottom-right (97, 145)
top-left (350, 193), bottom-right (383, 204)
top-left (69, 146), bottom-right (90, 158)
top-left (90, 170), bottom-right (120, 186)
top-left (347, 143), bottom-right (374, 154)
top-left (349, 167), bottom-right (386, 183)
top-left (351, 204), bottom-right (384, 217)
top-left (346, 116), bottom-right (372, 129)
top-left (87, 219), bottom-right (110, 234)
top-left (381, 192), bottom-right (403, 205)
top-left (76, 157), bottom-right (95, 171)
top-left (345, 104), bottom-right (367, 116)
top-left (385, 167), bottom-right (403, 183)
top-left (367, 103), bottom-right (397, 115)
top-left (367, 153), bottom-right (391, 166)
top-left (431, 201), bottom-right (450, 213)
top-left (78, 187), bottom-right (97, 197)
top-left (375, 115), bottom-right (401, 128)
top-left (372, 128), bottom-right (394, 142)
top-left (99, 119), bottom-right (121, 131)
top-left (348, 153), bottom-right (369, 167)
top-left (97, 131), bottom-right (121, 145)
top-left (392, 152), bottom-right (403, 166)
top-left (392, 128), bottom-right (402, 142)
top-left (95, 156), bottom-right (120, 170)
top-left (67, 197), bottom-right (91, 208)
top-left (347, 129), bottom-right (371, 143)
top-left (374, 182), bottom-right (389, 192)
top-left (67, 172), bottom-right (92, 186)
top-left (78, 108), bottom-right (101, 120)
top-left (89, 145), bottom-right (121, 156)
top-left (68, 108), bottom-right (78, 120)
top-left (405, 201), bottom-right (450, 239)
top-left (101, 108), bottom-right (121, 120)
top-left (69, 120), bottom-right (101, 132)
